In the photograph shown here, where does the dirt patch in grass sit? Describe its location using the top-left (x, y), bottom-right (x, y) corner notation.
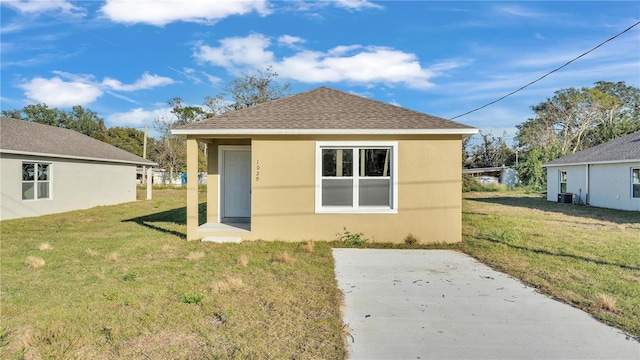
top-left (185, 251), bottom-right (205, 261)
top-left (25, 256), bottom-right (45, 268)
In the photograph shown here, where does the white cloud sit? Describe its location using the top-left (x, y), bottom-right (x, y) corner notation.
top-left (102, 72), bottom-right (175, 91)
top-left (332, 0), bottom-right (383, 11)
top-left (100, 0), bottom-right (271, 26)
top-left (194, 34), bottom-right (453, 89)
top-left (1, 0), bottom-right (85, 15)
top-left (278, 35), bottom-right (305, 47)
top-left (493, 5), bottom-right (547, 19)
top-left (18, 75), bottom-right (103, 107)
top-left (194, 34), bottom-right (275, 71)
top-left (17, 71), bottom-right (177, 107)
top-left (105, 107), bottom-right (173, 128)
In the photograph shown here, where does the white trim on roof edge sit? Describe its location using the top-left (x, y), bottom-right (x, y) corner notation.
top-left (543, 159), bottom-right (640, 167)
top-left (0, 149), bottom-right (157, 166)
top-left (171, 128), bottom-right (479, 136)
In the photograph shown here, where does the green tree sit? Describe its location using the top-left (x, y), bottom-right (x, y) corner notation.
top-left (515, 82), bottom-right (639, 187)
top-left (2, 103), bottom-right (106, 139)
top-left (104, 127), bottom-right (156, 158)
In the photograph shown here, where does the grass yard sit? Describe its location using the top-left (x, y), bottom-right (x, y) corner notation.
top-left (2, 188), bottom-right (639, 359)
top-left (460, 191), bottom-right (640, 338)
top-left (0, 190), bottom-right (347, 359)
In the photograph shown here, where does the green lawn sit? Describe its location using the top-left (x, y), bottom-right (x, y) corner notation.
top-left (2, 189), bottom-right (638, 359)
top-left (0, 190), bottom-right (346, 359)
top-left (460, 191), bottom-right (640, 338)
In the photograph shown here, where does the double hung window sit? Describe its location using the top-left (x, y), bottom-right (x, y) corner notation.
top-left (22, 162), bottom-right (51, 200)
top-left (316, 142), bottom-right (397, 213)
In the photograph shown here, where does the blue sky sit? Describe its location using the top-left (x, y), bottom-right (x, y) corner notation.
top-left (1, 1), bottom-right (639, 142)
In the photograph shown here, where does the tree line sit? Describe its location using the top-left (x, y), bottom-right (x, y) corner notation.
top-left (3, 74), bottom-right (637, 188)
top-left (464, 81), bottom-right (639, 188)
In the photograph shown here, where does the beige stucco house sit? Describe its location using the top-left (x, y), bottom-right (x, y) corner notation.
top-left (0, 117), bottom-right (156, 220)
top-left (172, 87), bottom-right (478, 243)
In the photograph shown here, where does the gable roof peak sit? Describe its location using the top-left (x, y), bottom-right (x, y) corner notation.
top-left (173, 86), bottom-right (478, 135)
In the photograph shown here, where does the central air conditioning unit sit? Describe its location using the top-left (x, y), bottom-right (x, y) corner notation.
top-left (557, 193), bottom-right (573, 204)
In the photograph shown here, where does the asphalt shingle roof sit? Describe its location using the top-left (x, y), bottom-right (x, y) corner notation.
top-left (544, 131), bottom-right (640, 166)
top-left (0, 117), bottom-right (156, 165)
top-left (173, 86), bottom-right (476, 134)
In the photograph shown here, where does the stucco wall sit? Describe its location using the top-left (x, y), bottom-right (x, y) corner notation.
top-left (546, 165), bottom-right (588, 204)
top-left (201, 135), bottom-right (463, 243)
top-left (1, 154), bottom-right (137, 220)
top-left (588, 162), bottom-right (640, 211)
top-left (546, 162), bottom-right (640, 211)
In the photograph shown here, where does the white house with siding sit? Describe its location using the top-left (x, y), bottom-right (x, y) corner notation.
top-left (0, 117), bottom-right (156, 220)
top-left (543, 132), bottom-right (640, 211)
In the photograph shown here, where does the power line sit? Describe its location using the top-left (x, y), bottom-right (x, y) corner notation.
top-left (450, 21), bottom-right (640, 121)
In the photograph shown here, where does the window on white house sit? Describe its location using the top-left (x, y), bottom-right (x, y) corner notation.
top-left (559, 170), bottom-right (567, 193)
top-left (632, 168), bottom-right (640, 199)
top-left (22, 162), bottom-right (50, 200)
top-left (316, 142), bottom-right (397, 213)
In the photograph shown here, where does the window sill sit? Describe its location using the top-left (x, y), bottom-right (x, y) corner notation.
top-left (315, 207), bottom-right (398, 214)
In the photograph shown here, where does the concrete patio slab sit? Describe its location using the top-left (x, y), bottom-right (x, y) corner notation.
top-left (333, 249), bottom-right (639, 360)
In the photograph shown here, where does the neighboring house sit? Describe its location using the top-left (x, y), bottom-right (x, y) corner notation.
top-left (0, 117), bottom-right (156, 220)
top-left (463, 166), bottom-right (519, 187)
top-left (172, 86), bottom-right (478, 242)
top-left (542, 131), bottom-right (640, 211)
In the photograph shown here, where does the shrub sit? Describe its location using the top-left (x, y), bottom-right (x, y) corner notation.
top-left (338, 227), bottom-right (367, 246)
top-left (180, 293), bottom-right (204, 305)
top-left (595, 294), bottom-right (617, 312)
top-left (275, 252), bottom-right (294, 264)
top-left (303, 240), bottom-right (315, 253)
top-left (404, 233), bottom-right (419, 245)
top-left (237, 254), bottom-right (249, 267)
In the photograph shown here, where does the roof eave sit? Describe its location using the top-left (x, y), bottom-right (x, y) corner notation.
top-left (543, 159), bottom-right (640, 167)
top-left (171, 128), bottom-right (479, 136)
top-left (0, 149), bottom-right (157, 166)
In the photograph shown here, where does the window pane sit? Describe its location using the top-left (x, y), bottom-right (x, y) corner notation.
top-left (38, 164), bottom-right (50, 180)
top-left (322, 149), bottom-right (352, 177)
top-left (322, 179), bottom-right (353, 206)
top-left (359, 179), bottom-right (390, 206)
top-left (633, 184), bottom-right (640, 199)
top-left (359, 149), bottom-right (390, 177)
top-left (23, 163), bottom-right (35, 181)
top-left (38, 182), bottom-right (50, 199)
top-left (633, 169), bottom-right (640, 184)
top-left (22, 183), bottom-right (35, 200)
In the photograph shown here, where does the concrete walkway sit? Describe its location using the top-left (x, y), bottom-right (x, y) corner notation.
top-left (333, 249), bottom-right (640, 359)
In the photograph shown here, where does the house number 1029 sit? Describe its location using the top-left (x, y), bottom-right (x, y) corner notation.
top-left (256, 160), bottom-right (260, 181)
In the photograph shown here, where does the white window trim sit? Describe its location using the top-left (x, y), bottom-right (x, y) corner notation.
top-left (559, 170), bottom-right (567, 193)
top-left (632, 167), bottom-right (640, 199)
top-left (22, 161), bottom-right (52, 201)
top-left (315, 141), bottom-right (398, 214)
top-left (217, 145), bottom-right (251, 222)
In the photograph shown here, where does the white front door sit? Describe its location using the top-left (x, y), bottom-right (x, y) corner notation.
top-left (223, 149), bottom-right (251, 218)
